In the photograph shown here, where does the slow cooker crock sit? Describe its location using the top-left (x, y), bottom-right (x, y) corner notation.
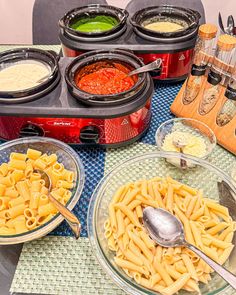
top-left (65, 49), bottom-right (154, 106)
top-left (59, 4), bottom-right (129, 42)
top-left (0, 48), bottom-right (60, 103)
top-left (130, 5), bottom-right (201, 41)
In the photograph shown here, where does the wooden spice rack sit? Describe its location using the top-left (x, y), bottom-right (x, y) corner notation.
top-left (170, 77), bottom-right (236, 155)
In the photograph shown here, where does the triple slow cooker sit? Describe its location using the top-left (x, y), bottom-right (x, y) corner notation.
top-left (0, 3), bottom-right (204, 146)
top-left (59, 4), bottom-right (202, 82)
top-left (0, 48), bottom-right (153, 147)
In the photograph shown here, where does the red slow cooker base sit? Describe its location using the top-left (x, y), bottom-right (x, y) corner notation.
top-left (0, 100), bottom-right (151, 147)
top-left (62, 46), bottom-right (193, 81)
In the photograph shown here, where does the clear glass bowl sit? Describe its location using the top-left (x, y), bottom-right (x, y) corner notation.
top-left (231, 163), bottom-right (236, 183)
top-left (155, 118), bottom-right (216, 168)
top-left (0, 137), bottom-right (85, 245)
top-left (88, 152), bottom-right (236, 295)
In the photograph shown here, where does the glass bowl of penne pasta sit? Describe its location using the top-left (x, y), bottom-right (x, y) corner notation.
top-left (0, 137), bottom-right (85, 244)
top-left (88, 151), bottom-right (236, 295)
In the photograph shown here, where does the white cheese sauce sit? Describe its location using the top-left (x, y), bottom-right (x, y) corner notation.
top-left (0, 62), bottom-right (50, 91)
top-left (144, 21), bottom-right (183, 33)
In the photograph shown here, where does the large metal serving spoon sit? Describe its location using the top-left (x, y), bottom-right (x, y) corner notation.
top-left (143, 207), bottom-right (236, 289)
top-left (34, 169), bottom-right (81, 239)
top-left (127, 58), bottom-right (162, 77)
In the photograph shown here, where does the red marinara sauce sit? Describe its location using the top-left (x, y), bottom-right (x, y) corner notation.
top-left (76, 67), bottom-right (136, 95)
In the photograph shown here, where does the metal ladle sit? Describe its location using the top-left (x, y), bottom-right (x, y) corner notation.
top-left (143, 207), bottom-right (236, 289)
top-left (34, 169), bottom-right (81, 239)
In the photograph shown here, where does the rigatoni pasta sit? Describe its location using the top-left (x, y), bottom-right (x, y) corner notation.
top-left (105, 176), bottom-right (235, 295)
top-left (0, 149), bottom-right (75, 236)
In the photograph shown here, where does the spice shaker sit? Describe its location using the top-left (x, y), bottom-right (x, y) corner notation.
top-left (199, 34), bottom-right (236, 115)
top-left (216, 66), bottom-right (236, 126)
top-left (183, 24), bottom-right (218, 105)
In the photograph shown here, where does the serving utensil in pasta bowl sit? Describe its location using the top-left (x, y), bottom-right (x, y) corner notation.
top-left (34, 169), bottom-right (81, 239)
top-left (143, 207), bottom-right (236, 290)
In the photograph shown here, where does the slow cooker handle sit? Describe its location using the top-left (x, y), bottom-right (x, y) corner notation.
top-left (58, 18), bottom-right (66, 30)
top-left (45, 50), bottom-right (60, 81)
top-left (47, 50), bottom-right (60, 61)
top-left (188, 9), bottom-right (201, 29)
top-left (120, 9), bottom-right (129, 22)
top-left (190, 9), bottom-right (201, 20)
top-left (129, 16), bottom-right (138, 29)
top-left (58, 18), bottom-right (81, 36)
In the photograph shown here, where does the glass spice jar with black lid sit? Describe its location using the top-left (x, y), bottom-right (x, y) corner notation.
top-left (199, 34), bottom-right (236, 115)
top-left (182, 24), bottom-right (218, 105)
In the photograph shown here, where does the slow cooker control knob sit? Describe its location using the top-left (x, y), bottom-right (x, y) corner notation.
top-left (19, 123), bottom-right (44, 137)
top-left (79, 126), bottom-right (100, 144)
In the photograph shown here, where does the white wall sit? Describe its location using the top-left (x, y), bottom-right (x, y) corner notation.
top-left (0, 0), bottom-right (235, 44)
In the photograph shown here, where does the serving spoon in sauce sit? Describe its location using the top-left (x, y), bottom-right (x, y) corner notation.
top-left (127, 58), bottom-right (162, 77)
top-left (34, 169), bottom-right (81, 239)
top-left (143, 207), bottom-right (236, 289)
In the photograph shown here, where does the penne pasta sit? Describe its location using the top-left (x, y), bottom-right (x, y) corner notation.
top-left (109, 204), bottom-right (117, 232)
top-left (190, 220), bottom-right (204, 249)
top-left (205, 199), bottom-right (229, 215)
top-left (124, 249), bottom-right (143, 266)
top-left (166, 185), bottom-right (174, 213)
top-left (181, 253), bottom-right (198, 281)
top-left (114, 257), bottom-right (149, 276)
top-left (116, 209), bottom-right (125, 238)
top-left (161, 273), bottom-right (191, 295)
top-left (128, 230), bottom-right (153, 262)
top-left (153, 258), bottom-right (173, 286)
top-left (115, 203), bottom-right (141, 228)
top-left (206, 222), bottom-right (228, 235)
top-left (122, 188), bottom-right (140, 206)
top-left (190, 206), bottom-right (205, 221)
top-left (186, 196), bottom-right (198, 218)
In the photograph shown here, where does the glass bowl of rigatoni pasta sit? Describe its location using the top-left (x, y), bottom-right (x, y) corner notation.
top-left (0, 137), bottom-right (85, 244)
top-left (88, 151), bottom-right (236, 295)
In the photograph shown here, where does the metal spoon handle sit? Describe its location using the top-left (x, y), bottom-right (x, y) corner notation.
top-left (48, 193), bottom-right (81, 239)
top-left (187, 243), bottom-right (236, 289)
top-left (127, 58), bottom-right (162, 77)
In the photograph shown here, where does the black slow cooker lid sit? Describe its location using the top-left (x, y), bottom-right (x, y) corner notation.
top-left (130, 5), bottom-right (201, 39)
top-left (65, 49), bottom-right (149, 107)
top-left (0, 48), bottom-right (60, 100)
top-left (59, 4), bottom-right (129, 40)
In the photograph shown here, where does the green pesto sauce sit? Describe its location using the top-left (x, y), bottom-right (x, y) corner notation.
top-left (70, 15), bottom-right (119, 33)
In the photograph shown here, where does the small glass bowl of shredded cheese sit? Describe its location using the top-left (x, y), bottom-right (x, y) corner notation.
top-left (155, 118), bottom-right (216, 168)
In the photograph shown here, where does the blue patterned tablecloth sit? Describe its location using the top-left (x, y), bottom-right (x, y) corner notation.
top-left (52, 81), bottom-right (182, 237)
